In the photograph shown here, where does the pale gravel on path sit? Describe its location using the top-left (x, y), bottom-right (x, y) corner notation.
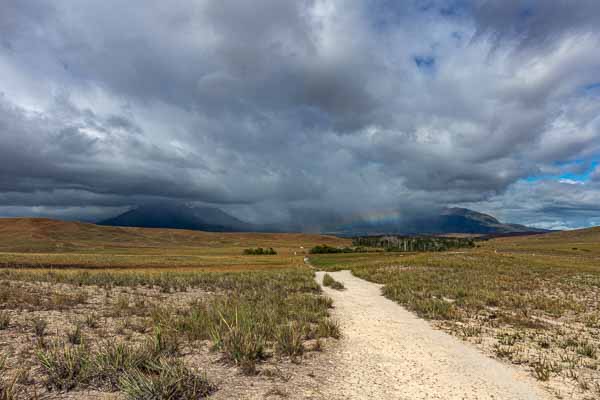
top-left (315, 270), bottom-right (552, 400)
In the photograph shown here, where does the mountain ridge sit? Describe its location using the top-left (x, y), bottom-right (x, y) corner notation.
top-left (98, 203), bottom-right (254, 232)
top-left (97, 203), bottom-right (546, 236)
top-left (327, 207), bottom-right (547, 237)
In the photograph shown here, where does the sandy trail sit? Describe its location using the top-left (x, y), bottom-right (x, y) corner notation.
top-left (315, 270), bottom-right (551, 400)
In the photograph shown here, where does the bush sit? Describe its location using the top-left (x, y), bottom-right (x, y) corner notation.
top-left (352, 235), bottom-right (475, 252)
top-left (243, 247), bottom-right (277, 255)
top-left (310, 245), bottom-right (357, 254)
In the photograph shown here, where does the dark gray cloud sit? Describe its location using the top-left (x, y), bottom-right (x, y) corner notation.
top-left (1, 0), bottom-right (600, 228)
top-left (471, 0), bottom-right (600, 50)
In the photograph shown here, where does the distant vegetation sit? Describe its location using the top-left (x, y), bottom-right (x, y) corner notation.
top-left (309, 245), bottom-right (367, 254)
top-left (243, 247), bottom-right (277, 255)
top-left (352, 235), bottom-right (475, 252)
top-left (308, 236), bottom-right (476, 255)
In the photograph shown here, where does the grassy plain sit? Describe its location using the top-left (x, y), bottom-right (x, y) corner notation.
top-left (0, 218), bottom-right (349, 270)
top-left (310, 228), bottom-right (600, 398)
top-left (0, 219), bottom-right (347, 399)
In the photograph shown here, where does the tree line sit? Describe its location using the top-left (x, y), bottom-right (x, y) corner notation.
top-left (351, 235), bottom-right (475, 252)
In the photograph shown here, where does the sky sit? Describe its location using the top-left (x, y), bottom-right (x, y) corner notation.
top-left (1, 0), bottom-right (599, 230)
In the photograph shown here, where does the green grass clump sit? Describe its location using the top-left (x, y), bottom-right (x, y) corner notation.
top-left (91, 342), bottom-right (155, 390)
top-left (322, 274), bottom-right (345, 290)
top-left (209, 304), bottom-right (267, 374)
top-left (36, 331), bottom-right (200, 393)
top-left (36, 343), bottom-right (91, 391)
top-left (275, 322), bottom-right (305, 358)
top-left (118, 359), bottom-right (214, 400)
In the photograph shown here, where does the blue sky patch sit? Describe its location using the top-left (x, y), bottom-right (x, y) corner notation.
top-left (414, 56), bottom-right (436, 71)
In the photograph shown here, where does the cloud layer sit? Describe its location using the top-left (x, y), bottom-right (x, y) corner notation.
top-left (1, 0), bottom-right (599, 227)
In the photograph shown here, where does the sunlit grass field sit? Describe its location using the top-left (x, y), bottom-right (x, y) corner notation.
top-left (0, 218), bottom-right (350, 270)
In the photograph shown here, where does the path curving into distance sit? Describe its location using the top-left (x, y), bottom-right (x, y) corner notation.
top-left (315, 270), bottom-right (551, 400)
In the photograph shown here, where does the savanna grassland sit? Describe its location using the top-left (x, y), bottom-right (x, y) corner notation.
top-left (0, 219), bottom-right (348, 399)
top-left (310, 228), bottom-right (600, 399)
top-left (0, 218), bottom-right (349, 270)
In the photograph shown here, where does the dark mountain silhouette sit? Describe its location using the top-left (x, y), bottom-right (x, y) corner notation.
top-left (329, 207), bottom-right (547, 237)
top-left (98, 203), bottom-right (254, 232)
top-left (98, 203), bottom-right (545, 236)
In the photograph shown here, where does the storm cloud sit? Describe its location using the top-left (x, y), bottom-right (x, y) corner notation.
top-left (1, 0), bottom-right (599, 227)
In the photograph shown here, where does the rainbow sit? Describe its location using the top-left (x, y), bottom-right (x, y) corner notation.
top-left (346, 209), bottom-right (402, 224)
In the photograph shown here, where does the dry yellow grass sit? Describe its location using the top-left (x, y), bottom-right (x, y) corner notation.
top-left (0, 218), bottom-right (350, 270)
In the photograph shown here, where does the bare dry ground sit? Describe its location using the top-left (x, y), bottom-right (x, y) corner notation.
top-left (0, 269), bottom-right (342, 399)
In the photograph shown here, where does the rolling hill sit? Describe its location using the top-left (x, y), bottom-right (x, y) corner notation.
top-left (0, 217), bottom-right (348, 254)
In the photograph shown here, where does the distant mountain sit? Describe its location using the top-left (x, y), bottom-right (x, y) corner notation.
top-left (98, 203), bottom-right (546, 236)
top-left (98, 203), bottom-right (254, 232)
top-left (328, 207), bottom-right (547, 237)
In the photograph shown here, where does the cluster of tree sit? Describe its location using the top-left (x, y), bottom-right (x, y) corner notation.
top-left (243, 247), bottom-right (277, 255)
top-left (309, 245), bottom-right (368, 254)
top-left (352, 235), bottom-right (475, 252)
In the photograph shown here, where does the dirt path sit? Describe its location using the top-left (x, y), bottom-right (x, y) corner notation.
top-left (315, 270), bottom-right (551, 400)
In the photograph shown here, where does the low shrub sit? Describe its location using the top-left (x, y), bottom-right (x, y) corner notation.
top-left (310, 245), bottom-right (357, 254)
top-left (243, 247), bottom-right (277, 255)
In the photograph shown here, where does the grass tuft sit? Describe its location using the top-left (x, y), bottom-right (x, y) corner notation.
top-left (32, 318), bottom-right (48, 337)
top-left (275, 322), bottom-right (305, 358)
top-left (322, 274), bottom-right (345, 290)
top-left (36, 343), bottom-right (90, 391)
top-left (118, 359), bottom-right (214, 400)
